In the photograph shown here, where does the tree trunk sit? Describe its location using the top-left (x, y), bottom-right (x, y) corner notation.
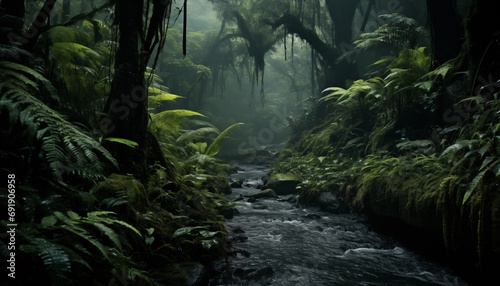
top-left (325, 0), bottom-right (360, 46)
top-left (104, 0), bottom-right (149, 178)
top-left (465, 0), bottom-right (500, 85)
top-left (426, 0), bottom-right (464, 68)
top-left (325, 0), bottom-right (361, 88)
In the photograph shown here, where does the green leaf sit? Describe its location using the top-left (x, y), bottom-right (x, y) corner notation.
top-left (463, 169), bottom-right (486, 205)
top-left (145, 236), bottom-right (155, 245)
top-left (205, 122), bottom-right (244, 156)
top-left (41, 215), bottom-right (58, 227)
top-left (201, 239), bottom-right (218, 250)
top-left (146, 228), bottom-right (155, 236)
top-left (173, 226), bottom-right (207, 238)
top-left (67, 211), bottom-right (81, 220)
top-left (199, 230), bottom-right (219, 238)
top-left (103, 137), bottom-right (139, 148)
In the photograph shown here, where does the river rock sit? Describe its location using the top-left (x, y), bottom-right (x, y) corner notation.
top-left (243, 178), bottom-right (264, 189)
top-left (230, 180), bottom-right (243, 188)
top-left (233, 266), bottom-right (274, 282)
top-left (221, 207), bottom-right (239, 219)
top-left (316, 191), bottom-right (343, 213)
top-left (247, 189), bottom-right (278, 199)
top-left (252, 203), bottom-right (268, 210)
top-left (264, 173), bottom-right (301, 195)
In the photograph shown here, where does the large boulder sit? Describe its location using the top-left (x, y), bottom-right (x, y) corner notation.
top-left (264, 173), bottom-right (301, 195)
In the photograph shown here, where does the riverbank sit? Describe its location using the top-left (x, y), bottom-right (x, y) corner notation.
top-left (266, 150), bottom-right (499, 286)
top-left (214, 163), bottom-right (472, 285)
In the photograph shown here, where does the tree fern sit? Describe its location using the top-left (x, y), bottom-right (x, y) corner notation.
top-left (0, 61), bottom-right (117, 181)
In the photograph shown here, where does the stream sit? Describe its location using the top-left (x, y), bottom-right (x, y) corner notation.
top-left (214, 164), bottom-right (471, 286)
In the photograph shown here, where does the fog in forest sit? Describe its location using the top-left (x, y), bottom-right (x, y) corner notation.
top-left (158, 0), bottom-right (431, 160)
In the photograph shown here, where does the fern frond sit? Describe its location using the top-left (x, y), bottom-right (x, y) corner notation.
top-left (0, 62), bottom-right (118, 181)
top-left (176, 127), bottom-right (220, 144)
top-left (354, 13), bottom-right (424, 52)
top-left (47, 26), bottom-right (92, 46)
top-left (30, 238), bottom-right (72, 285)
top-left (85, 211), bottom-right (142, 238)
top-left (150, 109), bottom-right (205, 136)
top-left (90, 222), bottom-right (123, 251)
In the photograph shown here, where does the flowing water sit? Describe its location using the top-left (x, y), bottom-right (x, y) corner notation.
top-left (215, 164), bottom-right (471, 286)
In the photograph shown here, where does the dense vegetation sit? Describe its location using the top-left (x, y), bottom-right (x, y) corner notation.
top-left (0, 0), bottom-right (498, 285)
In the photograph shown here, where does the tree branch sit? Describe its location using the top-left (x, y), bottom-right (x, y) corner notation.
top-left (271, 13), bottom-right (339, 65)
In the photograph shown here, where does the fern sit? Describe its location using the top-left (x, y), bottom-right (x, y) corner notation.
top-left (148, 88), bottom-right (182, 107)
top-left (354, 13), bottom-right (426, 53)
top-left (0, 61), bottom-right (117, 181)
top-left (176, 127), bottom-right (220, 144)
top-left (33, 238), bottom-right (72, 285)
top-left (150, 109), bottom-right (205, 134)
top-left (44, 211), bottom-right (141, 260)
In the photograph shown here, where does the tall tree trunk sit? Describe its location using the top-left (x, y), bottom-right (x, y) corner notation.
top-left (325, 0), bottom-right (360, 46)
top-left (103, 0), bottom-right (173, 180)
top-left (105, 0), bottom-right (149, 178)
top-left (465, 0), bottom-right (500, 85)
top-left (325, 0), bottom-right (361, 88)
top-left (426, 0), bottom-right (464, 68)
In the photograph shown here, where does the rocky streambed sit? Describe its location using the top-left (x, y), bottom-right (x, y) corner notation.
top-left (209, 164), bottom-right (471, 286)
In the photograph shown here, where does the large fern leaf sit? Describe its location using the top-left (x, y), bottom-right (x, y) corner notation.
top-left (0, 61), bottom-right (117, 181)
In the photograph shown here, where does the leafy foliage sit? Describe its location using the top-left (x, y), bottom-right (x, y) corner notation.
top-left (10, 211), bottom-right (147, 285)
top-left (0, 61), bottom-right (117, 181)
top-left (353, 13), bottom-right (428, 54)
top-left (38, 22), bottom-right (115, 127)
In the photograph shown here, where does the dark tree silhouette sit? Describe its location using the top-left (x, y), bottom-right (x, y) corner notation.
top-left (426, 0), bottom-right (464, 68)
top-left (103, 0), bottom-right (171, 179)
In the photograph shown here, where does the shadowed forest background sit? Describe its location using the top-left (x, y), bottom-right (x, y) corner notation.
top-left (0, 0), bottom-right (499, 285)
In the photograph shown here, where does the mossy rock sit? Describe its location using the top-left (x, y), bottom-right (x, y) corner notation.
top-left (247, 188), bottom-right (278, 199)
top-left (265, 173), bottom-right (301, 195)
